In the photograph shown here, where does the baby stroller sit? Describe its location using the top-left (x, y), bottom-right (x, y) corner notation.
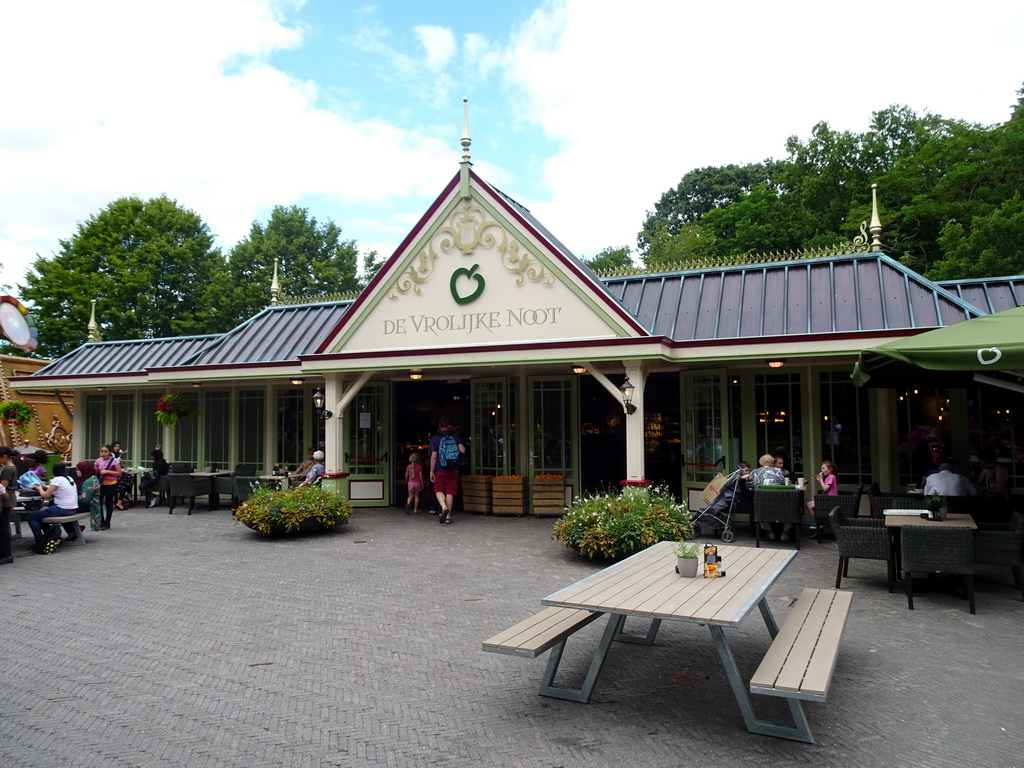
top-left (690, 468), bottom-right (742, 543)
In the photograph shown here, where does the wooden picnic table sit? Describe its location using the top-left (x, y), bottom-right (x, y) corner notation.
top-left (541, 542), bottom-right (814, 740)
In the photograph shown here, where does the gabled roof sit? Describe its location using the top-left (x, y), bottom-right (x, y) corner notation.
top-left (33, 335), bottom-right (219, 377)
top-left (600, 253), bottom-right (982, 342)
top-left (935, 276), bottom-right (1024, 315)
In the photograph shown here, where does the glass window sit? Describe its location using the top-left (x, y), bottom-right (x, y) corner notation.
top-left (754, 373), bottom-right (803, 476)
top-left (203, 391), bottom-right (230, 469)
top-left (111, 394), bottom-right (134, 455)
top-left (818, 371), bottom-right (871, 487)
top-left (896, 387), bottom-right (953, 487)
top-left (346, 384), bottom-right (386, 476)
top-left (84, 394), bottom-right (107, 458)
top-left (965, 384), bottom-right (1024, 489)
top-left (237, 390), bottom-right (265, 467)
top-left (139, 394), bottom-right (161, 460)
top-left (681, 373), bottom-right (727, 484)
top-left (175, 413), bottom-right (198, 465)
top-left (275, 389), bottom-right (307, 468)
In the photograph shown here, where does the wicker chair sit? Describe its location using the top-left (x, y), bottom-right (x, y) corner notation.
top-left (752, 487), bottom-right (802, 549)
top-left (167, 472), bottom-right (210, 515)
top-left (829, 507), bottom-right (893, 592)
top-left (974, 510), bottom-right (1024, 601)
top-left (812, 484), bottom-right (863, 541)
top-left (869, 490), bottom-right (927, 518)
top-left (901, 525), bottom-right (975, 614)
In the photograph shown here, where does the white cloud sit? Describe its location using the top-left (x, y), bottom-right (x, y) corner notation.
top-left (0, 0), bottom-right (453, 291)
top-left (497, 0), bottom-right (1024, 259)
top-left (415, 25), bottom-right (457, 71)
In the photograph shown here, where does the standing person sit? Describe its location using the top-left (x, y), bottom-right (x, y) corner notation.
top-left (140, 448), bottom-right (170, 508)
top-left (111, 441), bottom-right (134, 510)
top-left (76, 461), bottom-right (102, 532)
top-left (404, 452), bottom-right (424, 514)
top-left (0, 446), bottom-right (16, 565)
top-left (95, 444), bottom-right (121, 530)
top-left (29, 464), bottom-right (80, 554)
top-left (429, 416), bottom-right (465, 525)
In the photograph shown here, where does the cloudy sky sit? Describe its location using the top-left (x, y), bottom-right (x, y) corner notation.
top-left (2, 0), bottom-right (1022, 293)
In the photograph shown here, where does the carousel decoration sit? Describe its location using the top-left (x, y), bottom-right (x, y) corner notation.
top-left (0, 295), bottom-right (39, 353)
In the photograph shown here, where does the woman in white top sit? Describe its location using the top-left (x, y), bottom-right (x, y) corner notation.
top-left (28, 464), bottom-right (80, 552)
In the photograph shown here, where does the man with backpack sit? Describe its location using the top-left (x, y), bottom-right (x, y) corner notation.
top-left (429, 416), bottom-right (465, 524)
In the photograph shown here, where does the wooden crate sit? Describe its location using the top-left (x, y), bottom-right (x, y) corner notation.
top-left (461, 475), bottom-right (492, 514)
top-left (492, 476), bottom-right (528, 515)
top-left (532, 476), bottom-right (566, 517)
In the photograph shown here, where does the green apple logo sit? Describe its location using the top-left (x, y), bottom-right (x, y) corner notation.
top-left (450, 263), bottom-right (485, 304)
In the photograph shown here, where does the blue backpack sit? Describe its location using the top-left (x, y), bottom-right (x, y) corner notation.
top-left (437, 433), bottom-right (460, 469)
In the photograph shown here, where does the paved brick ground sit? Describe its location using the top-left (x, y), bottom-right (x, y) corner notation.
top-left (2, 503), bottom-right (1022, 768)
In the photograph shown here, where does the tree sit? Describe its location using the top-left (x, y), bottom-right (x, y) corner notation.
top-left (582, 245), bottom-right (634, 273)
top-left (642, 224), bottom-right (718, 270)
top-left (19, 195), bottom-right (223, 357)
top-left (927, 195), bottom-right (1024, 280)
top-left (211, 206), bottom-right (362, 325)
top-left (638, 162), bottom-right (780, 258)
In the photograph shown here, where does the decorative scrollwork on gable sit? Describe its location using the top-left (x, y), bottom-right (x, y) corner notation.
top-left (388, 199), bottom-right (554, 298)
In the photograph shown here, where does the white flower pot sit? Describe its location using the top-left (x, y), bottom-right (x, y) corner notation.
top-left (676, 557), bottom-right (700, 577)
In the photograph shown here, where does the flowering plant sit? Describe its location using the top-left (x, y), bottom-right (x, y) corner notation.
top-left (552, 483), bottom-right (692, 560)
top-left (155, 393), bottom-right (199, 427)
top-left (235, 485), bottom-right (353, 536)
top-left (0, 400), bottom-right (33, 434)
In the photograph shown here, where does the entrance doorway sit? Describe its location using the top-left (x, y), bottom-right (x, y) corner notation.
top-left (393, 379), bottom-right (470, 507)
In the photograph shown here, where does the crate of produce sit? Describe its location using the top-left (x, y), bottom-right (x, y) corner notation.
top-left (492, 476), bottom-right (527, 515)
top-left (532, 474), bottom-right (567, 517)
top-left (461, 475), bottom-right (493, 514)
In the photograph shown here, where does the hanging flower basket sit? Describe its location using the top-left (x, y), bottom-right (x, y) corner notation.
top-left (155, 393), bottom-right (199, 427)
top-left (0, 400), bottom-right (33, 434)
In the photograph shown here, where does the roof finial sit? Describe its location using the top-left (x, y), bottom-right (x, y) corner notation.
top-left (868, 183), bottom-right (884, 252)
top-left (87, 299), bottom-right (102, 342)
top-left (461, 97), bottom-right (471, 164)
top-left (270, 258), bottom-right (281, 306)
top-left (460, 97), bottom-right (472, 200)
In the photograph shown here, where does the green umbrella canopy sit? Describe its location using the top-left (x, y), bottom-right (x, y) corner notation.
top-left (853, 304), bottom-right (1024, 388)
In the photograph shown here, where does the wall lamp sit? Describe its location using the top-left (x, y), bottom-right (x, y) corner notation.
top-left (409, 370), bottom-right (423, 381)
top-left (191, 382), bottom-right (202, 388)
top-left (290, 378), bottom-right (305, 386)
top-left (619, 375), bottom-right (637, 415)
top-left (571, 364), bottom-right (587, 375)
top-left (766, 359), bottom-right (786, 369)
top-left (312, 387), bottom-right (333, 420)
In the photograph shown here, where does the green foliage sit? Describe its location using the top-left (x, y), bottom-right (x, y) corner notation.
top-left (20, 195), bottom-right (223, 357)
top-left (928, 195), bottom-right (1024, 280)
top-left (211, 205), bottom-right (361, 325)
top-left (642, 223), bottom-right (718, 271)
top-left (155, 393), bottom-right (199, 427)
top-left (583, 245), bottom-right (634, 272)
top-left (638, 86), bottom-right (1024, 279)
top-left (673, 540), bottom-right (700, 559)
top-left (551, 484), bottom-right (692, 560)
top-left (234, 484), bottom-right (353, 536)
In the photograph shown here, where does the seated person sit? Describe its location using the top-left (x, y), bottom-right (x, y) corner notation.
top-left (747, 453), bottom-right (791, 541)
top-left (297, 451), bottom-right (326, 487)
top-left (29, 464), bottom-right (80, 554)
top-left (919, 443), bottom-right (959, 488)
top-left (973, 447), bottom-right (1010, 499)
top-left (289, 448), bottom-right (317, 485)
top-left (923, 458), bottom-right (975, 497)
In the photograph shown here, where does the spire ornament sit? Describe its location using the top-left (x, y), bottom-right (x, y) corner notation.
top-left (460, 97), bottom-right (472, 200)
top-left (87, 299), bottom-right (102, 342)
top-left (270, 258), bottom-right (281, 306)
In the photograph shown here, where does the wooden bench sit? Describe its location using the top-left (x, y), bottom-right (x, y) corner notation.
top-left (748, 587), bottom-right (852, 742)
top-left (42, 512), bottom-right (91, 547)
top-left (483, 606), bottom-right (603, 702)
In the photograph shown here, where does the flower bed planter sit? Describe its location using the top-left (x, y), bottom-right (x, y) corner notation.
top-left (234, 486), bottom-right (353, 537)
top-left (492, 476), bottom-right (527, 516)
top-left (461, 475), bottom-right (492, 514)
top-left (532, 475), bottom-right (566, 517)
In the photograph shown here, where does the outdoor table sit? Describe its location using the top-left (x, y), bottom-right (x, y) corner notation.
top-left (257, 475), bottom-right (290, 491)
top-left (190, 471), bottom-right (231, 509)
top-left (542, 541), bottom-right (802, 739)
top-left (883, 511), bottom-right (977, 574)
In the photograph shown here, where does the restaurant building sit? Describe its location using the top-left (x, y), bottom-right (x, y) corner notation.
top-left (13, 130), bottom-right (1024, 513)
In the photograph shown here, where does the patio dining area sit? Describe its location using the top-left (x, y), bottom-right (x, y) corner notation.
top-left (2, 502), bottom-right (1023, 768)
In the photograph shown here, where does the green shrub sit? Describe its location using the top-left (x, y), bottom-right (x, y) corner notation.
top-left (552, 484), bottom-right (693, 560)
top-left (234, 485), bottom-right (353, 536)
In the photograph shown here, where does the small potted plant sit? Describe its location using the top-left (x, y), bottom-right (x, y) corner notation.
top-left (927, 491), bottom-right (947, 521)
top-left (674, 540), bottom-right (701, 577)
